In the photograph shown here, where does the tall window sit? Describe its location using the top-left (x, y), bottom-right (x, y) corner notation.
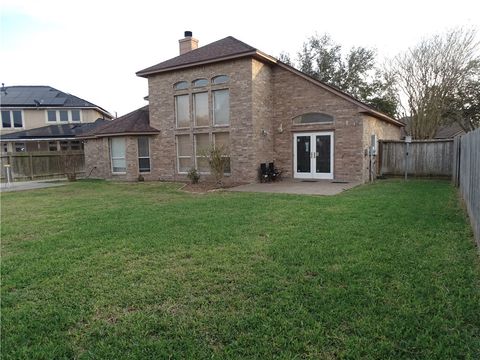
top-left (110, 137), bottom-right (126, 173)
top-left (213, 89), bottom-right (229, 125)
top-left (195, 133), bottom-right (210, 173)
top-left (193, 92), bottom-right (209, 126)
top-left (1, 110), bottom-right (23, 128)
top-left (138, 137), bottom-right (150, 172)
top-left (214, 132), bottom-right (231, 173)
top-left (176, 135), bottom-right (192, 173)
top-left (175, 95), bottom-right (190, 128)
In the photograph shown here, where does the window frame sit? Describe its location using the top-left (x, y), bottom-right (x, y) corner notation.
top-left (137, 136), bottom-right (151, 173)
top-left (212, 75), bottom-right (229, 85)
top-left (193, 91), bottom-right (209, 127)
top-left (213, 132), bottom-right (231, 175)
top-left (45, 109), bottom-right (83, 124)
top-left (292, 112), bottom-right (334, 126)
top-left (212, 89), bottom-right (230, 127)
top-left (174, 94), bottom-right (190, 129)
top-left (192, 78), bottom-right (209, 88)
top-left (174, 81), bottom-right (189, 90)
top-left (176, 134), bottom-right (192, 174)
top-left (1, 110), bottom-right (24, 129)
top-left (194, 133), bottom-right (211, 174)
top-left (110, 137), bottom-right (127, 174)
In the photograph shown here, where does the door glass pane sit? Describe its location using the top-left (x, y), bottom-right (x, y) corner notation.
top-left (296, 136), bottom-right (311, 173)
top-left (316, 135), bottom-right (331, 173)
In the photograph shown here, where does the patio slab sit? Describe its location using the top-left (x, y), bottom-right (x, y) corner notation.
top-left (228, 179), bottom-right (360, 195)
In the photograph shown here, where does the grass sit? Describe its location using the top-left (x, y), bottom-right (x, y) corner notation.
top-left (1, 179), bottom-right (479, 359)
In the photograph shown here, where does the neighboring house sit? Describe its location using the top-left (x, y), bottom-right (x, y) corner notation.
top-left (434, 123), bottom-right (466, 139)
top-left (0, 120), bottom-right (110, 152)
top-left (1, 85), bottom-right (112, 153)
top-left (84, 32), bottom-right (403, 183)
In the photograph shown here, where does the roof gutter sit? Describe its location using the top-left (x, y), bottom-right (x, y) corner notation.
top-left (79, 131), bottom-right (160, 139)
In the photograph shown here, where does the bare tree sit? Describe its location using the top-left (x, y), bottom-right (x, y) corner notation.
top-left (389, 28), bottom-right (480, 138)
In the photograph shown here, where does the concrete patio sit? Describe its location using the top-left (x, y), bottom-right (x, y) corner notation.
top-left (229, 179), bottom-right (360, 195)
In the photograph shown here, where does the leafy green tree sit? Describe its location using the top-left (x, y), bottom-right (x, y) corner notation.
top-left (282, 34), bottom-right (398, 117)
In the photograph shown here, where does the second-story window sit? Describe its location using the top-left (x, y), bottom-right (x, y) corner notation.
top-left (46, 109), bottom-right (82, 123)
top-left (1, 110), bottom-right (23, 128)
top-left (175, 95), bottom-right (190, 128)
top-left (193, 92), bottom-right (209, 126)
top-left (213, 89), bottom-right (230, 126)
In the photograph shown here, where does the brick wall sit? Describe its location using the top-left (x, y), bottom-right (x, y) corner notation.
top-left (147, 58), bottom-right (257, 183)
top-left (271, 66), bottom-right (366, 181)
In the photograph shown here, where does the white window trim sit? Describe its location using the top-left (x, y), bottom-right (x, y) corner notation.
top-left (176, 135), bottom-right (192, 174)
top-left (110, 137), bottom-right (127, 174)
top-left (138, 137), bottom-right (151, 173)
top-left (175, 95), bottom-right (190, 129)
top-left (45, 109), bottom-right (83, 124)
top-left (212, 89), bottom-right (230, 127)
top-left (1, 109), bottom-right (24, 129)
top-left (194, 133), bottom-right (211, 175)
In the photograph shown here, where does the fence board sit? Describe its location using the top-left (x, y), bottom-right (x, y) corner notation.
top-left (0, 151), bottom-right (85, 181)
top-left (379, 140), bottom-right (453, 177)
top-left (454, 128), bottom-right (480, 247)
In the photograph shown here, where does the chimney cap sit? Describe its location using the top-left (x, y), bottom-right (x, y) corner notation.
top-left (184, 31), bottom-right (193, 37)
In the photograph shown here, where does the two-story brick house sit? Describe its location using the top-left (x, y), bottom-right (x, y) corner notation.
top-left (0, 85), bottom-right (112, 153)
top-left (83, 32), bottom-right (403, 183)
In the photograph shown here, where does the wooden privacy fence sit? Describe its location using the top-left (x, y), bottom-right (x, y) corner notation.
top-left (0, 151), bottom-right (85, 181)
top-left (453, 128), bottom-right (480, 247)
top-left (379, 139), bottom-right (453, 177)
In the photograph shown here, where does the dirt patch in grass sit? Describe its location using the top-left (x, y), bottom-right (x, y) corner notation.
top-left (180, 181), bottom-right (245, 193)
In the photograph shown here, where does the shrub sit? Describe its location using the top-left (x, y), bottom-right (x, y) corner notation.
top-left (200, 145), bottom-right (229, 187)
top-left (187, 168), bottom-right (200, 184)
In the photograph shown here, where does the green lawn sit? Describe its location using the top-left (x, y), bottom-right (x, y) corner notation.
top-left (1, 180), bottom-right (479, 359)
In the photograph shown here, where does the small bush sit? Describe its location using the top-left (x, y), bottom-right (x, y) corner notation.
top-left (187, 168), bottom-right (200, 184)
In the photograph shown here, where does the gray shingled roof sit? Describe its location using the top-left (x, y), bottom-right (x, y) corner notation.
top-left (0, 119), bottom-right (110, 140)
top-left (82, 106), bottom-right (159, 138)
top-left (0, 85), bottom-right (112, 117)
top-left (137, 36), bottom-right (257, 76)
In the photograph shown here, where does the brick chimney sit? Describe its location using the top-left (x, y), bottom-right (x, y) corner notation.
top-left (179, 31), bottom-right (198, 55)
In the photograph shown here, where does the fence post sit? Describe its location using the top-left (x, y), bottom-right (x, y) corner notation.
top-left (29, 154), bottom-right (34, 180)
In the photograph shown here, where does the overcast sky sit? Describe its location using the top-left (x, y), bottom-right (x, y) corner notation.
top-left (1, 0), bottom-right (478, 117)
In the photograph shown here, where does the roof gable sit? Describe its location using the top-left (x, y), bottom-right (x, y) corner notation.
top-left (136, 36), bottom-right (256, 76)
top-left (82, 106), bottom-right (159, 138)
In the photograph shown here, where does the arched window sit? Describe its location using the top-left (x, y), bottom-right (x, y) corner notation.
top-left (192, 78), bottom-right (208, 87)
top-left (212, 75), bottom-right (229, 85)
top-left (174, 81), bottom-right (189, 90)
top-left (292, 113), bottom-right (334, 125)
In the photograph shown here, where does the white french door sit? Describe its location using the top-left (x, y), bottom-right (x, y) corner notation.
top-left (293, 132), bottom-right (334, 179)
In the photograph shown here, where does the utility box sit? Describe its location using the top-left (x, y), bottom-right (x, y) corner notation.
top-left (370, 134), bottom-right (378, 156)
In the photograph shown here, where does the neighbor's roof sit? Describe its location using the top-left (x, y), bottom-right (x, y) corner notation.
top-left (0, 85), bottom-right (112, 118)
top-left (0, 119), bottom-right (110, 141)
top-left (434, 123), bottom-right (466, 139)
top-left (81, 106), bottom-right (159, 138)
top-left (136, 36), bottom-right (403, 127)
